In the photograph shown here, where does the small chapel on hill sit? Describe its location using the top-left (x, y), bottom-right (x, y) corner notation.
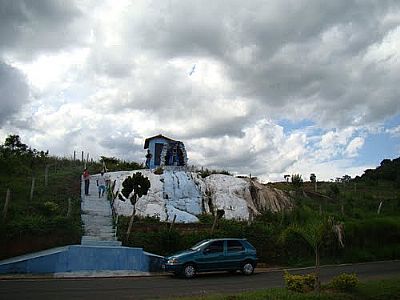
top-left (144, 134), bottom-right (188, 169)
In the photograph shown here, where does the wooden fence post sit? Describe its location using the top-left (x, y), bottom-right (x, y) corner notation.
top-left (81, 151), bottom-right (84, 163)
top-left (30, 177), bottom-right (35, 201)
top-left (67, 198), bottom-right (72, 218)
top-left (2, 189), bottom-right (10, 220)
top-left (211, 213), bottom-right (218, 234)
top-left (45, 164), bottom-right (50, 187)
top-left (377, 201), bottom-right (383, 214)
top-left (169, 214), bottom-right (177, 233)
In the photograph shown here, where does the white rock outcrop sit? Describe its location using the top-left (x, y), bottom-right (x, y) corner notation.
top-left (108, 169), bottom-right (292, 223)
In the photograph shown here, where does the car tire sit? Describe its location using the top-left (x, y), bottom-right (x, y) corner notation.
top-left (241, 261), bottom-right (254, 275)
top-left (182, 264), bottom-right (196, 279)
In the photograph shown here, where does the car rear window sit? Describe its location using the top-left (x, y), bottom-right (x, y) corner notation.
top-left (241, 240), bottom-right (256, 251)
top-left (227, 240), bottom-right (244, 252)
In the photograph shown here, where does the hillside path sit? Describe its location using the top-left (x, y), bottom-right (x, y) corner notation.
top-left (80, 174), bottom-right (120, 246)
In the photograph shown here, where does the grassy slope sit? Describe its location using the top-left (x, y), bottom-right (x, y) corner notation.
top-left (0, 158), bottom-right (84, 260)
top-left (0, 155), bottom-right (143, 260)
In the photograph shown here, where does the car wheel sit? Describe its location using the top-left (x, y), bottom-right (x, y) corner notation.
top-left (182, 264), bottom-right (196, 279)
top-left (241, 261), bottom-right (254, 275)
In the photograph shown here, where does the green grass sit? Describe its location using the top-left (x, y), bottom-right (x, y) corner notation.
top-left (0, 140), bottom-right (144, 260)
top-left (175, 277), bottom-right (400, 300)
top-left (0, 157), bottom-right (85, 259)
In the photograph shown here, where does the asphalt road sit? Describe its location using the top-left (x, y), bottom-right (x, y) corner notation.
top-left (1, 261), bottom-right (399, 300)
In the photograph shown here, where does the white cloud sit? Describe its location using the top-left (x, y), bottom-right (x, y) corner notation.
top-left (344, 137), bottom-right (365, 158)
top-left (1, 0), bottom-right (400, 182)
top-left (386, 125), bottom-right (400, 137)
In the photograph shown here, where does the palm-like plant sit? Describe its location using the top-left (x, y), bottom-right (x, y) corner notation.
top-left (310, 173), bottom-right (317, 192)
top-left (282, 216), bottom-right (341, 292)
top-left (291, 174), bottom-right (304, 195)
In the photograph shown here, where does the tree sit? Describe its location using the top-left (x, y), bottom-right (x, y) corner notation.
top-left (4, 135), bottom-right (28, 153)
top-left (291, 174), bottom-right (303, 193)
top-left (100, 156), bottom-right (119, 165)
top-left (281, 216), bottom-right (343, 292)
top-left (310, 173), bottom-right (317, 192)
top-left (284, 174), bottom-right (290, 183)
top-left (341, 175), bottom-right (351, 183)
top-left (119, 172), bottom-right (151, 240)
top-left (380, 159), bottom-right (391, 166)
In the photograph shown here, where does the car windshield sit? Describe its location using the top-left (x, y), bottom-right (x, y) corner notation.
top-left (190, 240), bottom-right (209, 251)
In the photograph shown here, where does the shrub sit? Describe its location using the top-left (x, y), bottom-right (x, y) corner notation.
top-left (283, 271), bottom-right (316, 293)
top-left (330, 273), bottom-right (359, 291)
top-left (42, 201), bottom-right (59, 216)
top-left (154, 167), bottom-right (164, 175)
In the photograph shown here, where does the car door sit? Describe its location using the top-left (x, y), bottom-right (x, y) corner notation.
top-left (196, 240), bottom-right (225, 271)
top-left (225, 240), bottom-right (246, 269)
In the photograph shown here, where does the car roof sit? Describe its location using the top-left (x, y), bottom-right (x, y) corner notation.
top-left (204, 238), bottom-right (246, 242)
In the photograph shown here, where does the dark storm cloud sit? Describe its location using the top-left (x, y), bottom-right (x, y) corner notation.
top-left (126, 1), bottom-right (228, 59)
top-left (0, 0), bottom-right (85, 58)
top-left (113, 0), bottom-right (400, 129)
top-left (0, 61), bottom-right (29, 126)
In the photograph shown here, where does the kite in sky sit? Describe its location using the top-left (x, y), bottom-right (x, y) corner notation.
top-left (189, 64), bottom-right (196, 76)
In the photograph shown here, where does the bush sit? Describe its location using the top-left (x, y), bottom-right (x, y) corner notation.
top-left (283, 271), bottom-right (316, 293)
top-left (330, 273), bottom-right (359, 291)
top-left (154, 167), bottom-right (164, 175)
top-left (41, 201), bottom-right (59, 216)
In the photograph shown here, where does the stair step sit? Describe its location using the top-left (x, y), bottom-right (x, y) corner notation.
top-left (81, 236), bottom-right (122, 246)
top-left (81, 179), bottom-right (119, 246)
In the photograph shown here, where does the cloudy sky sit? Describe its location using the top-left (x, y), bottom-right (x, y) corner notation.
top-left (1, 0), bottom-right (400, 181)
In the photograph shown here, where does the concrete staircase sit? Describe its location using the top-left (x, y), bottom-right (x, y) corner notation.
top-left (0, 173), bottom-right (165, 276)
top-left (80, 174), bottom-right (121, 246)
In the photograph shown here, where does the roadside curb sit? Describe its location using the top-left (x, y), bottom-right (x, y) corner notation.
top-left (1, 260), bottom-right (398, 280)
top-left (0, 271), bottom-right (167, 280)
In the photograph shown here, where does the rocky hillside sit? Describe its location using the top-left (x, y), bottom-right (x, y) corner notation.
top-left (109, 170), bottom-right (293, 223)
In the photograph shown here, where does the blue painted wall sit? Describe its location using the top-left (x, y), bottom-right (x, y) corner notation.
top-left (0, 245), bottom-right (163, 274)
top-left (147, 137), bottom-right (169, 169)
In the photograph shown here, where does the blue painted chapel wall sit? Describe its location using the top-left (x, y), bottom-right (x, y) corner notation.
top-left (148, 137), bottom-right (169, 169)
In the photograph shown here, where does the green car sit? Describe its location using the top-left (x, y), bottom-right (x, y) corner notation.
top-left (163, 238), bottom-right (258, 278)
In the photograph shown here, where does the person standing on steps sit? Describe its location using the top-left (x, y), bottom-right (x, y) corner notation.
top-left (83, 168), bottom-right (90, 196)
top-left (97, 171), bottom-right (106, 198)
top-left (145, 149), bottom-right (152, 169)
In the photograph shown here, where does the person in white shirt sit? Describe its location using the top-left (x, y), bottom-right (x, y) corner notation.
top-left (97, 171), bottom-right (106, 198)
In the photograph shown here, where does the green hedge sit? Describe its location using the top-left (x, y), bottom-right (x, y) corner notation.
top-left (118, 214), bottom-right (400, 266)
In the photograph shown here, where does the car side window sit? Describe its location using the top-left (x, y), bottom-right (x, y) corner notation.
top-left (227, 240), bottom-right (244, 252)
top-left (204, 241), bottom-right (224, 254)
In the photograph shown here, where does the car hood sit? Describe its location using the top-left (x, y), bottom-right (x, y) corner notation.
top-left (165, 249), bottom-right (198, 260)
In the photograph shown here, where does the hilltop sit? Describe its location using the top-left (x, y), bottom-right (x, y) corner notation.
top-left (1, 135), bottom-right (399, 267)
